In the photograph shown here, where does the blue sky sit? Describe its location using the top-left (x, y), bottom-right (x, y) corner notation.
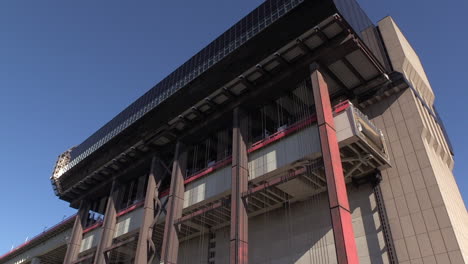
top-left (0, 0), bottom-right (466, 255)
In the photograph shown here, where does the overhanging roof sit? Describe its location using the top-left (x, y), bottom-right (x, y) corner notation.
top-left (51, 0), bottom-right (391, 202)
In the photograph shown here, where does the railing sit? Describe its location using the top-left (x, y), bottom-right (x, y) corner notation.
top-left (185, 157), bottom-right (233, 185)
top-left (0, 214), bottom-right (76, 261)
top-left (116, 200), bottom-right (145, 217)
top-left (353, 104), bottom-right (380, 136)
top-left (352, 103), bottom-right (386, 152)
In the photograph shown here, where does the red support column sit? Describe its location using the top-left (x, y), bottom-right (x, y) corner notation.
top-left (161, 142), bottom-right (187, 264)
top-left (94, 181), bottom-right (119, 264)
top-left (135, 157), bottom-right (164, 264)
top-left (230, 107), bottom-right (249, 264)
top-left (63, 201), bottom-right (87, 264)
top-left (310, 63), bottom-right (359, 264)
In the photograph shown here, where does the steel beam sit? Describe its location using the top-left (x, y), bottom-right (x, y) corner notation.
top-left (134, 158), bottom-right (157, 264)
top-left (160, 142), bottom-right (187, 264)
top-left (63, 201), bottom-right (87, 264)
top-left (94, 180), bottom-right (119, 264)
top-left (175, 202), bottom-right (223, 225)
top-left (310, 63), bottom-right (359, 264)
top-left (230, 108), bottom-right (249, 264)
top-left (244, 167), bottom-right (306, 197)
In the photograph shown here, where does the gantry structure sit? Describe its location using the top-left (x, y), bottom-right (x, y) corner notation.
top-left (1, 0), bottom-right (467, 263)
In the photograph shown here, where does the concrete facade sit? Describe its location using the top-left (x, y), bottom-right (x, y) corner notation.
top-left (363, 16), bottom-right (468, 264)
top-left (0, 2), bottom-right (466, 263)
top-left (177, 184), bottom-right (387, 264)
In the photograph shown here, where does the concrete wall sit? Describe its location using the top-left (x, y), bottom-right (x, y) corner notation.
top-left (177, 235), bottom-right (209, 264)
top-left (378, 17), bottom-right (434, 106)
top-left (184, 110), bottom-right (355, 210)
top-left (80, 227), bottom-right (101, 252)
top-left (114, 207), bottom-right (144, 238)
top-left (248, 112), bottom-right (354, 181)
top-left (248, 125), bottom-right (321, 180)
top-left (178, 184), bottom-right (387, 264)
top-left (183, 125), bottom-right (323, 209)
top-left (184, 166), bottom-right (231, 208)
top-left (367, 16), bottom-right (468, 264)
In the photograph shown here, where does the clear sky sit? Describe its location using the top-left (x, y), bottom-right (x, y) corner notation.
top-left (0, 0), bottom-right (467, 255)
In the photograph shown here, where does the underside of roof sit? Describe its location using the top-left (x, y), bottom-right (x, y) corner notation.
top-left (50, 0), bottom-right (398, 203)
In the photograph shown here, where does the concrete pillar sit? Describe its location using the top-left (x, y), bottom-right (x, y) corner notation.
top-left (63, 201), bottom-right (87, 264)
top-left (135, 157), bottom-right (164, 264)
top-left (160, 142), bottom-right (187, 264)
top-left (31, 257), bottom-right (40, 264)
top-left (310, 63), bottom-right (359, 264)
top-left (94, 180), bottom-right (119, 264)
top-left (229, 107), bottom-right (249, 264)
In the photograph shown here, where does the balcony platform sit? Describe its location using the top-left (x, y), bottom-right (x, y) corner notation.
top-left (156, 100), bottom-right (390, 243)
top-left (52, 12), bottom-right (392, 205)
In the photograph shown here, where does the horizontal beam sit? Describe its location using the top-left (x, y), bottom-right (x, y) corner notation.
top-left (243, 167), bottom-right (308, 198)
top-left (174, 201), bottom-right (225, 225)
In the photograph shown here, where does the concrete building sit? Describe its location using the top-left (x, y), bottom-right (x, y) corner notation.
top-left (1, 0), bottom-right (467, 263)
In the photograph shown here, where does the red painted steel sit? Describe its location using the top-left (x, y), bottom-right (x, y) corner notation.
top-left (160, 189), bottom-right (169, 198)
top-left (1, 100), bottom-right (353, 263)
top-left (135, 160), bottom-right (157, 264)
top-left (230, 108), bottom-right (249, 264)
top-left (248, 116), bottom-right (317, 153)
top-left (331, 207), bottom-right (359, 264)
top-left (94, 182), bottom-right (120, 264)
top-left (243, 167), bottom-right (307, 197)
top-left (311, 64), bottom-right (359, 264)
top-left (82, 221), bottom-right (103, 234)
top-left (161, 142), bottom-right (187, 264)
top-left (63, 203), bottom-right (87, 264)
top-left (184, 157), bottom-right (233, 184)
top-left (116, 200), bottom-right (145, 217)
top-left (175, 201), bottom-right (223, 224)
top-left (159, 101), bottom-right (352, 196)
top-left (320, 124), bottom-right (350, 209)
top-left (0, 214), bottom-right (76, 261)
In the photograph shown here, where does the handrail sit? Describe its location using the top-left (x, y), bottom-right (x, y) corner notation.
top-left (0, 214), bottom-right (76, 260)
top-left (352, 104), bottom-right (380, 135)
top-left (2, 101), bottom-right (362, 261)
top-left (116, 200), bottom-right (145, 217)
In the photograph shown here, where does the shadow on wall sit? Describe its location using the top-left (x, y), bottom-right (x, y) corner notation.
top-left (363, 92), bottom-right (401, 120)
top-left (220, 184), bottom-right (387, 264)
top-left (176, 185), bottom-right (387, 263)
top-left (349, 184), bottom-right (389, 264)
top-left (249, 191), bottom-right (336, 264)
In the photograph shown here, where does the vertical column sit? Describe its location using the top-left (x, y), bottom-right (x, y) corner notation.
top-left (135, 157), bottom-right (162, 264)
top-left (161, 142), bottom-right (187, 264)
top-left (217, 129), bottom-right (229, 161)
top-left (94, 180), bottom-right (119, 264)
top-left (64, 201), bottom-right (87, 264)
top-left (310, 63), bottom-right (359, 264)
top-left (230, 107), bottom-right (249, 264)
